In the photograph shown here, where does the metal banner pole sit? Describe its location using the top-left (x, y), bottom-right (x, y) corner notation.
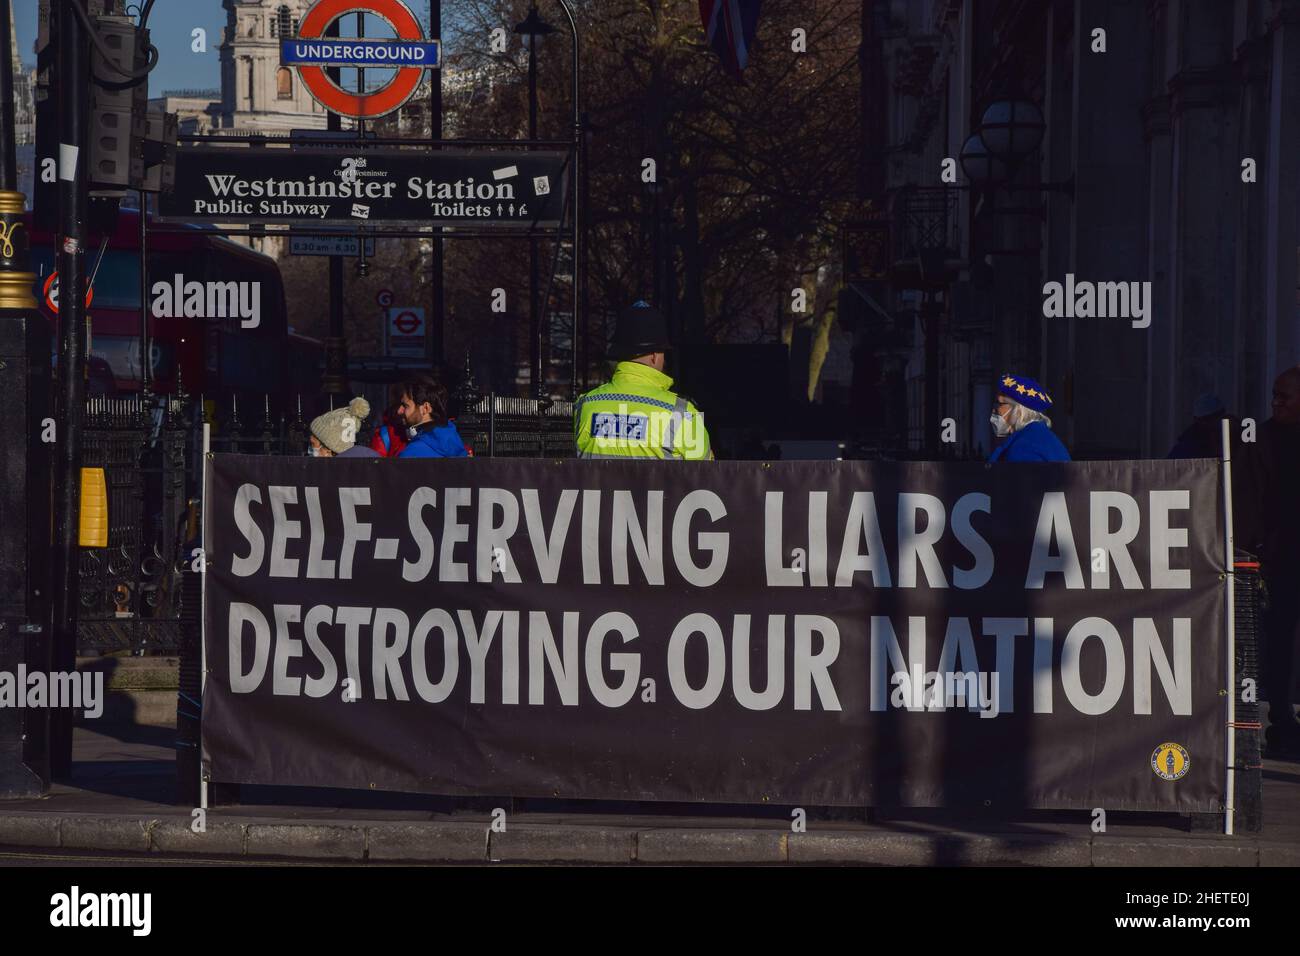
top-left (200, 420), bottom-right (210, 811)
top-left (1221, 417), bottom-right (1236, 835)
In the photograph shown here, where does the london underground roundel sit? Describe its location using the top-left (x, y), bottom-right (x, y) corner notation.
top-left (42, 272), bottom-right (93, 313)
top-left (284, 0), bottom-right (441, 120)
top-left (392, 310), bottom-right (420, 334)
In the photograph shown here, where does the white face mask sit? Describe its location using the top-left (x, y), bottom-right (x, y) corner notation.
top-left (990, 411), bottom-right (1013, 438)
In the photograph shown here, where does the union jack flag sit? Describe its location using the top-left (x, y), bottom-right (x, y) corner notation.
top-left (699, 0), bottom-right (764, 80)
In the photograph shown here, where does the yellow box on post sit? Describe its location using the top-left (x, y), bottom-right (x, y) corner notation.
top-left (78, 467), bottom-right (108, 548)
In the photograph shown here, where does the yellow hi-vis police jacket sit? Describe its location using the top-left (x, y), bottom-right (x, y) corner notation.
top-left (574, 361), bottom-right (712, 460)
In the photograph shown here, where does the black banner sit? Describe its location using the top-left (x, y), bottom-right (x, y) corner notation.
top-left (160, 147), bottom-right (570, 227)
top-left (203, 457), bottom-right (1227, 811)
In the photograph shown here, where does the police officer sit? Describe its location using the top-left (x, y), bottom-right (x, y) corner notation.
top-left (574, 301), bottom-right (712, 460)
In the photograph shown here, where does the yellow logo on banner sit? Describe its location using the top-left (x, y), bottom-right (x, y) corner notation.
top-left (1151, 742), bottom-right (1190, 781)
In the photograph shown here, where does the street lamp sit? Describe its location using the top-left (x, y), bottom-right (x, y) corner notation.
top-left (958, 99), bottom-right (1072, 200)
top-left (958, 133), bottom-right (1009, 189)
top-left (516, 4), bottom-right (556, 400)
top-left (977, 98), bottom-right (1045, 165)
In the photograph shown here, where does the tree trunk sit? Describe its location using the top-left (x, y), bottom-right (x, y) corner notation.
top-left (681, 173), bottom-right (706, 343)
top-left (859, 0), bottom-right (887, 201)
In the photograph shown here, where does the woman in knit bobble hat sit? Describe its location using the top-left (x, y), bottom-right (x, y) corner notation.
top-left (309, 397), bottom-right (382, 458)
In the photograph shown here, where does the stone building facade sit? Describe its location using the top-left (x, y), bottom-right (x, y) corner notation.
top-left (217, 0), bottom-right (328, 133)
top-left (146, 91), bottom-right (222, 136)
top-left (861, 0), bottom-right (1300, 459)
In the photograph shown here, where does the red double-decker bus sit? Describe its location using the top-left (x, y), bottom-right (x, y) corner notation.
top-left (25, 208), bottom-right (326, 422)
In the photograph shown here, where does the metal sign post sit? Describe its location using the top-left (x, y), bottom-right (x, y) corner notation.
top-left (199, 421), bottom-right (209, 811)
top-left (1221, 416), bottom-right (1236, 835)
top-left (49, 0), bottom-right (91, 780)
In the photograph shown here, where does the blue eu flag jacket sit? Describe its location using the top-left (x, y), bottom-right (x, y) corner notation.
top-left (988, 420), bottom-right (1071, 462)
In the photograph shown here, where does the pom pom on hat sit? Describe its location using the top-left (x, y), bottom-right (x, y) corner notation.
top-left (311, 396), bottom-right (372, 454)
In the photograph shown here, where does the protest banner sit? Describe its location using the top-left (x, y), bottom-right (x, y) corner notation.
top-left (203, 456), bottom-right (1226, 810)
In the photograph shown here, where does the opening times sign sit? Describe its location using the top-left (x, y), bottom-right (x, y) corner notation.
top-left (159, 147), bottom-right (570, 228)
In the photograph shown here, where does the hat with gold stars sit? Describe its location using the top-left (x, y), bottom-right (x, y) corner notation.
top-left (998, 373), bottom-right (1054, 413)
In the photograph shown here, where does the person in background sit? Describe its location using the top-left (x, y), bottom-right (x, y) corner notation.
top-left (309, 397), bottom-right (381, 458)
top-left (1167, 392), bottom-right (1261, 570)
top-left (1252, 367), bottom-right (1300, 755)
top-left (1167, 393), bottom-right (1240, 459)
top-left (574, 300), bottom-right (712, 460)
top-left (987, 373), bottom-right (1071, 462)
top-left (370, 383), bottom-right (409, 457)
top-left (396, 374), bottom-right (469, 459)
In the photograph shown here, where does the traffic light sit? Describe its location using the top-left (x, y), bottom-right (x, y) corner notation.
top-left (88, 15), bottom-right (148, 193)
top-left (142, 109), bottom-right (178, 194)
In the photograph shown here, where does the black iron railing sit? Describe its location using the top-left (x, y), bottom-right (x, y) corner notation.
top-left (77, 391), bottom-right (311, 657)
top-left (1232, 552), bottom-right (1263, 833)
top-left (456, 393), bottom-right (576, 459)
top-left (77, 394), bottom-right (190, 657)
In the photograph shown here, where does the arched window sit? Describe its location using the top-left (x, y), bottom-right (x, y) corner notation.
top-left (277, 67), bottom-right (293, 99)
top-left (277, 6), bottom-right (293, 39)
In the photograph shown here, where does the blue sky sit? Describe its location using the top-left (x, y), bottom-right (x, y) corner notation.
top-left (14, 2), bottom-right (451, 96)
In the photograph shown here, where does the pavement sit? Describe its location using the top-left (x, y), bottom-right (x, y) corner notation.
top-left (0, 725), bottom-right (1297, 865)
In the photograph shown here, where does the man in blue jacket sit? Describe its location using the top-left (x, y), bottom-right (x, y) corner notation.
top-left (987, 372), bottom-right (1071, 462)
top-left (396, 374), bottom-right (469, 458)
